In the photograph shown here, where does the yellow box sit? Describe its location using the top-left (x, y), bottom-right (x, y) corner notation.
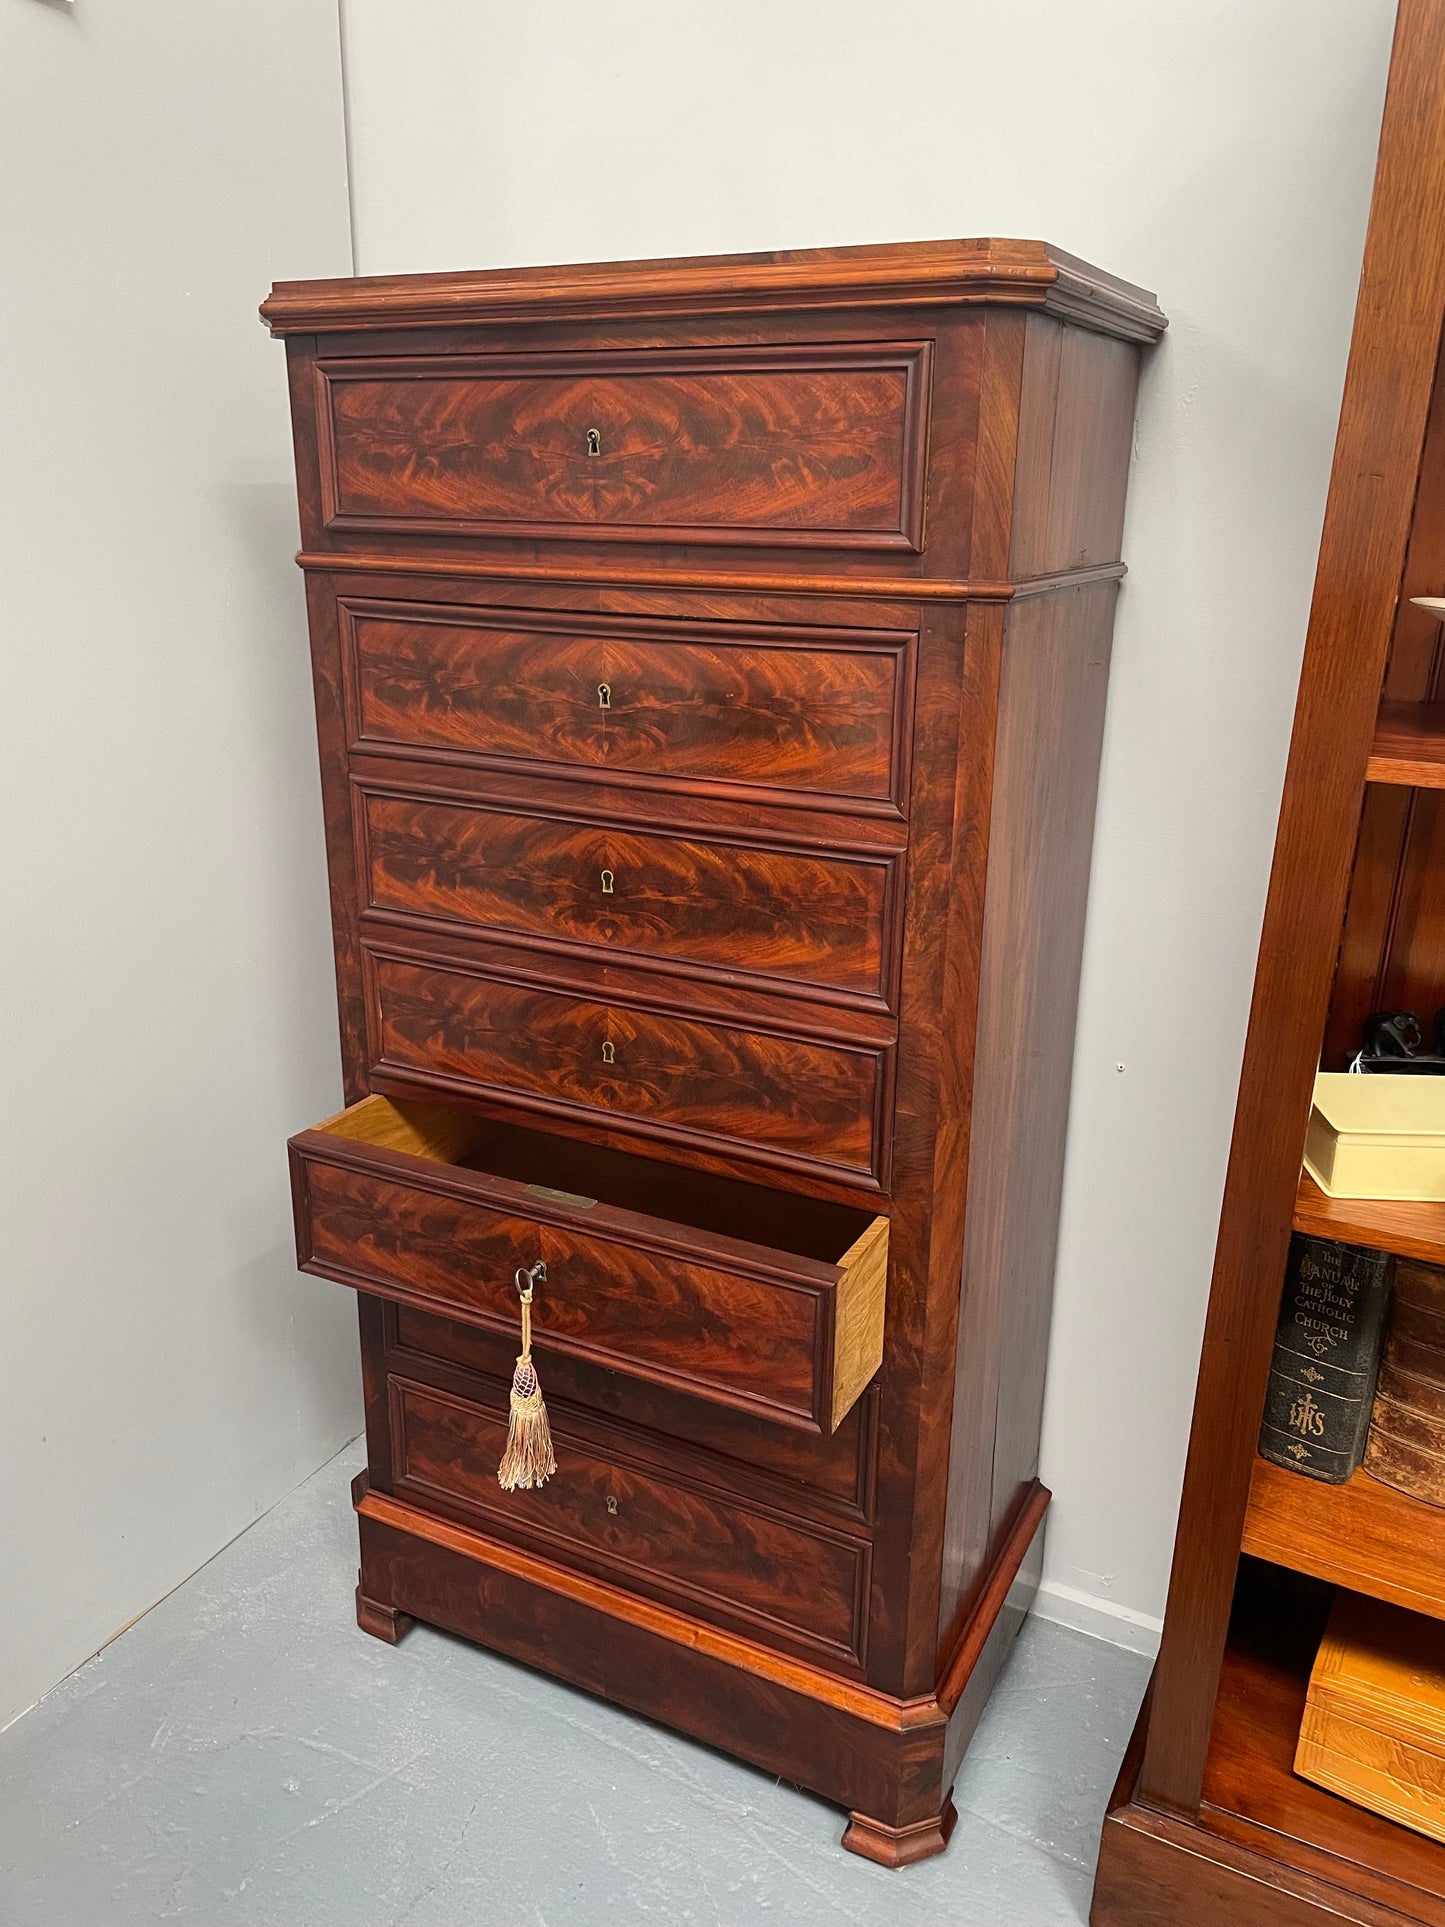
top-left (1296, 1592), bottom-right (1445, 1844)
top-left (1304, 1072), bottom-right (1445, 1201)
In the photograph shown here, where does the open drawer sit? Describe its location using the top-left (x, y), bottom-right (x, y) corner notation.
top-left (289, 1095), bottom-right (888, 1434)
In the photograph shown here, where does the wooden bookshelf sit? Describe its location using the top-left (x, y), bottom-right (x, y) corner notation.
top-left (1369, 702), bottom-right (1445, 788)
top-left (1093, 10), bottom-right (1445, 1923)
top-left (1293, 1173), bottom-right (1445, 1265)
top-left (1243, 1457), bottom-right (1445, 1623)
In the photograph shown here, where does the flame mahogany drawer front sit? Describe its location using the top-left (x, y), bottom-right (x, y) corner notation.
top-left (290, 1095), bottom-right (888, 1434)
top-left (340, 602), bottom-right (914, 811)
top-left (363, 949), bottom-right (891, 1187)
top-left (315, 345), bottom-right (932, 550)
top-left (387, 1373), bottom-right (871, 1667)
top-left (355, 785), bottom-right (901, 1007)
top-left (386, 1302), bottom-right (877, 1517)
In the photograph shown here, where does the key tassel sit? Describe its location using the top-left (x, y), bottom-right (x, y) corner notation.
top-left (498, 1264), bottom-right (556, 1490)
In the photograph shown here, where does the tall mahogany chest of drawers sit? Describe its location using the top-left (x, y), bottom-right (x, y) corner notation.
top-left (262, 240), bottom-right (1164, 1864)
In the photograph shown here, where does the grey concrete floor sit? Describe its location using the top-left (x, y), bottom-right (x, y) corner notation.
top-left (0, 1438), bottom-right (1149, 1926)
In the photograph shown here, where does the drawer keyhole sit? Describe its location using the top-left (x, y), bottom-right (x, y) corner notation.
top-left (601, 1040), bottom-right (616, 1066)
top-left (597, 682), bottom-right (611, 710)
top-left (600, 868), bottom-right (615, 895)
top-left (585, 427), bottom-right (602, 458)
top-left (605, 1495), bottom-right (619, 1516)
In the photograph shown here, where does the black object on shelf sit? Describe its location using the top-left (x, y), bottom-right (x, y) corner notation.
top-left (1351, 1008), bottom-right (1445, 1074)
top-left (1258, 1234), bottom-right (1395, 1483)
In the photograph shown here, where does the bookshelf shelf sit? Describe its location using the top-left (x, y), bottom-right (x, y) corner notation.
top-left (1293, 1173), bottom-right (1445, 1266)
top-left (1368, 702), bottom-right (1445, 788)
top-left (1197, 1566), bottom-right (1445, 1924)
top-left (1243, 1456), bottom-right (1445, 1623)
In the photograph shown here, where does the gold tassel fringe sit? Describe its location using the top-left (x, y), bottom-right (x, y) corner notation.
top-left (498, 1279), bottom-right (556, 1490)
top-left (497, 1357), bottom-right (556, 1489)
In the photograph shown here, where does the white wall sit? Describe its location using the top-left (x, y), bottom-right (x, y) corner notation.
top-left (1, 0), bottom-right (359, 1724)
top-left (338, 0), bottom-right (1399, 1648)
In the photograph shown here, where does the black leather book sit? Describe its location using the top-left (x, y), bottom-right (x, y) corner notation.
top-left (1257, 1233), bottom-right (1394, 1482)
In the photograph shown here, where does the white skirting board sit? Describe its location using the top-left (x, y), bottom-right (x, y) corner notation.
top-left (1033, 1580), bottom-right (1163, 1656)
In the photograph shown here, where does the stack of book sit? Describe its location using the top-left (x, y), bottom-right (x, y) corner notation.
top-left (1259, 1236), bottom-right (1445, 1501)
top-left (1365, 1258), bottom-right (1445, 1503)
top-left (1259, 1232), bottom-right (1445, 1844)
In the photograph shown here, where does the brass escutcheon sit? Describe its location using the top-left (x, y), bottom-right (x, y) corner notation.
top-left (597, 682), bottom-right (611, 709)
top-left (600, 868), bottom-right (614, 894)
top-left (605, 1496), bottom-right (618, 1515)
top-left (585, 427), bottom-right (602, 457)
top-left (601, 1040), bottom-right (616, 1065)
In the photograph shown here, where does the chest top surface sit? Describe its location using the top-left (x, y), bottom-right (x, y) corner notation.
top-left (261, 235), bottom-right (1164, 340)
